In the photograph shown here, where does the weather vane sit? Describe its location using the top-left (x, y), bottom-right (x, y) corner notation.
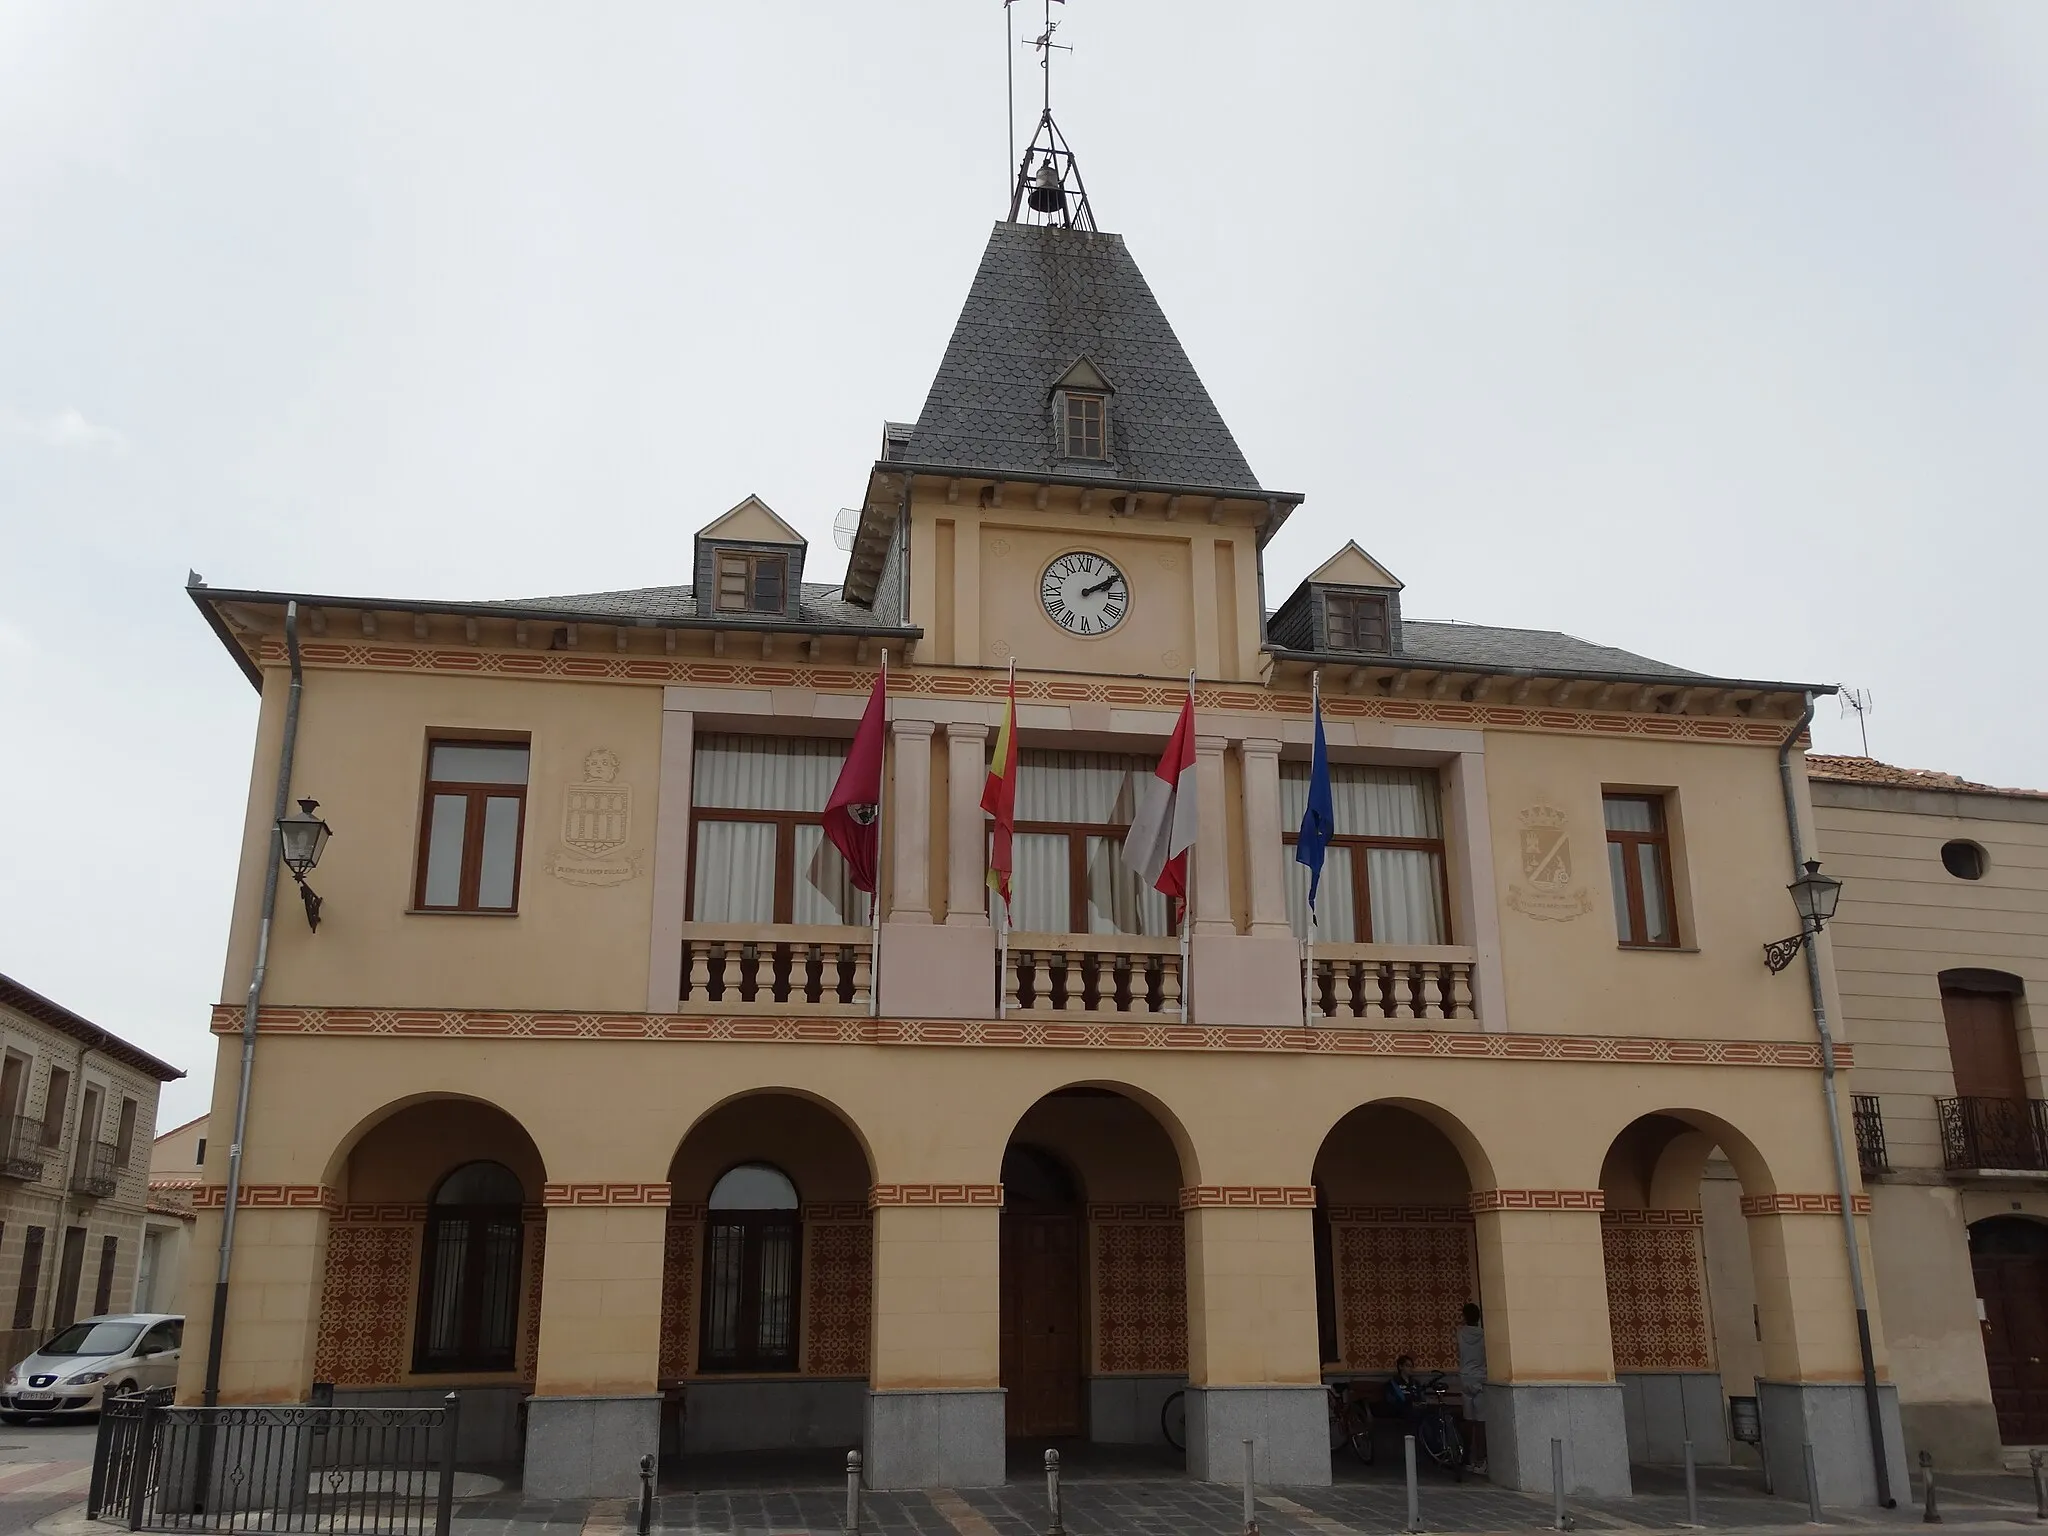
top-left (1002, 0), bottom-right (1095, 231)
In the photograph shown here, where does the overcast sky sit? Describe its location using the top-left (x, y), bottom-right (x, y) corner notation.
top-left (3, 2), bottom-right (2043, 1125)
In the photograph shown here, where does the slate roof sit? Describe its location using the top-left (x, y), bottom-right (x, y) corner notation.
top-left (902, 222), bottom-right (1264, 491)
top-left (495, 582), bottom-right (895, 629)
top-left (1806, 756), bottom-right (2048, 800)
top-left (1394, 620), bottom-right (1707, 681)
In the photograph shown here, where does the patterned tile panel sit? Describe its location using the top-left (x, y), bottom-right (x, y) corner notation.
top-left (1602, 1216), bottom-right (1711, 1371)
top-left (520, 1217), bottom-right (546, 1380)
top-left (1334, 1222), bottom-right (1476, 1372)
top-left (206, 1002), bottom-right (1850, 1071)
top-left (803, 1219), bottom-right (872, 1377)
top-left (1094, 1219), bottom-right (1187, 1374)
top-left (312, 1222), bottom-right (416, 1386)
top-left (658, 1211), bottom-right (697, 1383)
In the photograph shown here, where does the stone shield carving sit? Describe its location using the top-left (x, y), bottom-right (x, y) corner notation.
top-left (1506, 805), bottom-right (1594, 920)
top-left (545, 748), bottom-right (644, 886)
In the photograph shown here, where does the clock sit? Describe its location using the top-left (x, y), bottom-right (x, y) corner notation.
top-left (1040, 551), bottom-right (1129, 637)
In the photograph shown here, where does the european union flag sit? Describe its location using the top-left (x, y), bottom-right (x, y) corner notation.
top-left (1295, 692), bottom-right (1335, 909)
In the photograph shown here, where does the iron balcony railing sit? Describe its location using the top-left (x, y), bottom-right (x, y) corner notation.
top-left (1937, 1095), bottom-right (2048, 1173)
top-left (72, 1141), bottom-right (119, 1199)
top-left (1852, 1095), bottom-right (1888, 1178)
top-left (0, 1117), bottom-right (45, 1181)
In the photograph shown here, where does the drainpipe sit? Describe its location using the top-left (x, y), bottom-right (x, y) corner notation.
top-left (202, 601), bottom-right (306, 1406)
top-left (1777, 691), bottom-right (1894, 1507)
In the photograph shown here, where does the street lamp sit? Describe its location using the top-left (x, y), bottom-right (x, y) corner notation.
top-left (277, 797), bottom-right (332, 931)
top-left (1764, 859), bottom-right (1843, 973)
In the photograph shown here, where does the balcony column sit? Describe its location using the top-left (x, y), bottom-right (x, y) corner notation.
top-left (1191, 735), bottom-right (1233, 937)
top-left (1237, 737), bottom-right (1289, 937)
top-left (887, 719), bottom-right (935, 924)
top-left (644, 706), bottom-right (695, 1012)
top-left (944, 722), bottom-right (989, 925)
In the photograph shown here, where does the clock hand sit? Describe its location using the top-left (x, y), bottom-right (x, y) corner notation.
top-left (1080, 574), bottom-right (1120, 598)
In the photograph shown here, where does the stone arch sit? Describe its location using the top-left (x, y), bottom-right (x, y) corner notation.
top-left (994, 1076), bottom-right (1202, 1190)
top-left (668, 1084), bottom-right (878, 1189)
top-left (319, 1090), bottom-right (549, 1195)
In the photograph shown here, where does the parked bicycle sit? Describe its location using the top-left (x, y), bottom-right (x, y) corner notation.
top-left (1394, 1371), bottom-right (1466, 1480)
top-left (1159, 1384), bottom-right (1374, 1463)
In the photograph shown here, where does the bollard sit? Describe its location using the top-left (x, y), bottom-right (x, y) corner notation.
top-left (637, 1453), bottom-right (654, 1536)
top-left (1242, 1438), bottom-right (1259, 1536)
top-left (2031, 1447), bottom-right (2044, 1522)
top-left (1045, 1448), bottom-right (1064, 1536)
top-left (844, 1449), bottom-right (862, 1534)
top-left (1683, 1438), bottom-right (1700, 1529)
top-left (1551, 1438), bottom-right (1575, 1531)
top-left (1919, 1448), bottom-right (1940, 1525)
top-left (1803, 1443), bottom-right (1822, 1524)
top-left (1405, 1434), bottom-right (1421, 1534)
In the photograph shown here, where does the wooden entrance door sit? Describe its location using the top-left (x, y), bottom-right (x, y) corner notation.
top-left (1001, 1210), bottom-right (1083, 1437)
top-left (1972, 1219), bottom-right (2048, 1444)
top-left (1944, 989), bottom-right (2026, 1101)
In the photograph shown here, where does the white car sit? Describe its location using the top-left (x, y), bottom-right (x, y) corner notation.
top-left (0, 1314), bottom-right (183, 1421)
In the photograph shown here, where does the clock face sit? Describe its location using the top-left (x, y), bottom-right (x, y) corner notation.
top-left (1040, 551), bottom-right (1129, 637)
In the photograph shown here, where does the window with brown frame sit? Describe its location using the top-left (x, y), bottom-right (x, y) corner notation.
top-left (1604, 793), bottom-right (1679, 948)
top-left (1280, 764), bottom-right (1450, 943)
top-left (114, 1098), bottom-right (137, 1168)
top-left (1325, 592), bottom-right (1390, 653)
top-left (1006, 752), bottom-right (1177, 936)
top-left (687, 736), bottom-right (871, 926)
top-left (414, 741), bottom-right (530, 913)
top-left (40, 1068), bottom-right (68, 1148)
top-left (1057, 392), bottom-right (1107, 460)
top-left (714, 551), bottom-right (787, 614)
top-left (414, 1161), bottom-right (525, 1374)
top-left (698, 1163), bottom-right (800, 1373)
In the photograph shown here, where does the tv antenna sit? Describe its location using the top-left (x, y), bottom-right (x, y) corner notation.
top-left (1840, 687), bottom-right (1874, 757)
top-left (1002, 0), bottom-right (1094, 231)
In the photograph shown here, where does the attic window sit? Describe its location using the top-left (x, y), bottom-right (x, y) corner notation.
top-left (1055, 391), bottom-right (1107, 461)
top-left (716, 551), bottom-right (787, 615)
top-left (1326, 592), bottom-right (1390, 653)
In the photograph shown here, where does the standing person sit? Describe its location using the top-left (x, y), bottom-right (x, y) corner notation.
top-left (1456, 1302), bottom-right (1488, 1474)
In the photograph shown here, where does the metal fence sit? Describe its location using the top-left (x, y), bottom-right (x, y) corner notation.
top-left (1938, 1094), bottom-right (2048, 1172)
top-left (1851, 1094), bottom-right (1888, 1177)
top-left (89, 1390), bottom-right (460, 1536)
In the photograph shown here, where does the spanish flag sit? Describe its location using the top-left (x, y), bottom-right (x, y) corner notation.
top-left (982, 666), bottom-right (1018, 906)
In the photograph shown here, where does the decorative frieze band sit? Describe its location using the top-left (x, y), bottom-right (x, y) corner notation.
top-left (1179, 1186), bottom-right (1317, 1210)
top-left (804, 1201), bottom-right (870, 1222)
top-left (1470, 1189), bottom-right (1606, 1213)
top-left (1740, 1192), bottom-right (1872, 1217)
top-left (1086, 1202), bottom-right (1181, 1222)
top-left (255, 639), bottom-right (1792, 746)
top-left (1601, 1208), bottom-right (1705, 1227)
top-left (204, 1003), bottom-right (1847, 1071)
top-left (1326, 1204), bottom-right (1474, 1225)
top-left (868, 1183), bottom-right (1004, 1208)
top-left (193, 1184), bottom-right (337, 1212)
top-left (541, 1182), bottom-right (671, 1207)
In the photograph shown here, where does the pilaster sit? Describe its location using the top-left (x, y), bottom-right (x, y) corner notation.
top-left (944, 723), bottom-right (990, 926)
top-left (1191, 735), bottom-right (1233, 937)
top-left (644, 708), bottom-right (695, 1012)
top-left (1237, 737), bottom-right (1288, 937)
top-left (887, 719), bottom-right (936, 924)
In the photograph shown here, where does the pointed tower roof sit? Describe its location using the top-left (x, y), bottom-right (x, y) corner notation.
top-left (901, 222), bottom-right (1265, 491)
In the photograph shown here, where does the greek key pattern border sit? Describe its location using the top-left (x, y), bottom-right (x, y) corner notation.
top-left (1470, 1189), bottom-right (1606, 1213)
top-left (869, 1183), bottom-right (1004, 1208)
top-left (193, 1184), bottom-right (338, 1212)
top-left (542, 1182), bottom-right (671, 1207)
top-left (253, 640), bottom-right (1792, 747)
top-left (1086, 1202), bottom-right (1181, 1222)
top-left (1740, 1192), bottom-right (1872, 1217)
top-left (1600, 1208), bottom-right (1705, 1227)
top-left (205, 1004), bottom-right (1847, 1070)
top-left (1179, 1186), bottom-right (1317, 1210)
top-left (804, 1201), bottom-right (870, 1222)
top-left (1326, 1204), bottom-right (1474, 1225)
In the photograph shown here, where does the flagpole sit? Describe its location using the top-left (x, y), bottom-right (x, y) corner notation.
top-left (999, 656), bottom-right (1015, 1018)
top-left (1304, 669), bottom-right (1319, 1030)
top-left (1181, 669), bottom-right (1195, 1025)
top-left (871, 649), bottom-right (887, 1019)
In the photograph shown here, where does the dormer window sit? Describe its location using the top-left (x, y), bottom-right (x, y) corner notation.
top-left (1057, 391), bottom-right (1107, 460)
top-left (1326, 592), bottom-right (1390, 653)
top-left (716, 551), bottom-right (787, 614)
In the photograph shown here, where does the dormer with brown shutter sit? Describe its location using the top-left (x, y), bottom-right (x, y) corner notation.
top-left (692, 495), bottom-right (807, 623)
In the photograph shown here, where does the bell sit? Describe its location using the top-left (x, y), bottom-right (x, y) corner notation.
top-left (1027, 161), bottom-right (1066, 214)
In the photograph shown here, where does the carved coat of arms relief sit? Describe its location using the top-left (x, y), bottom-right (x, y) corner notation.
top-left (544, 748), bottom-right (645, 886)
top-left (1505, 805), bottom-right (1595, 921)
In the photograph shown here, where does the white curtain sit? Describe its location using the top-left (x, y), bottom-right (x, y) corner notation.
top-left (688, 736), bottom-right (870, 925)
top-left (1012, 832), bottom-right (1070, 933)
top-left (1281, 764), bottom-right (1447, 944)
top-left (692, 822), bottom-right (777, 922)
top-left (1009, 752), bottom-right (1170, 936)
top-left (693, 735), bottom-right (847, 811)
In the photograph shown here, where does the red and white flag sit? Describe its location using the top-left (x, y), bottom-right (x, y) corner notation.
top-left (1122, 689), bottom-right (1198, 901)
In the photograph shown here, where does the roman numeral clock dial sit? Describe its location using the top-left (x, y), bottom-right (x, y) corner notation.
top-left (1039, 552), bottom-right (1129, 637)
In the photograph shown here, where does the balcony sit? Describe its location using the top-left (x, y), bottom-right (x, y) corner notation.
top-left (1937, 1096), bottom-right (2048, 1174)
top-left (1308, 944), bottom-right (1479, 1024)
top-left (680, 925), bottom-right (872, 1013)
top-left (0, 1118), bottom-right (44, 1181)
top-left (1002, 934), bottom-right (1184, 1015)
top-left (71, 1141), bottom-right (119, 1199)
top-left (1852, 1094), bottom-right (1888, 1178)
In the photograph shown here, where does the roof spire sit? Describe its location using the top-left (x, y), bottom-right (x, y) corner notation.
top-left (1005, 0), bottom-right (1096, 232)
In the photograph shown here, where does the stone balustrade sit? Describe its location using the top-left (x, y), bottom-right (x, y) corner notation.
top-left (1307, 944), bottom-right (1479, 1023)
top-left (1002, 932), bottom-right (1184, 1015)
top-left (679, 924), bottom-right (873, 1012)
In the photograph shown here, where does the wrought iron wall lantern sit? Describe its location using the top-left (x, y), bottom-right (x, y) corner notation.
top-left (1764, 859), bottom-right (1843, 973)
top-left (277, 798), bottom-right (332, 932)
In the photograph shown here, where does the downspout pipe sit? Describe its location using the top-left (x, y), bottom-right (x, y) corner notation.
top-left (202, 601), bottom-right (305, 1406)
top-left (1777, 690), bottom-right (1894, 1507)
